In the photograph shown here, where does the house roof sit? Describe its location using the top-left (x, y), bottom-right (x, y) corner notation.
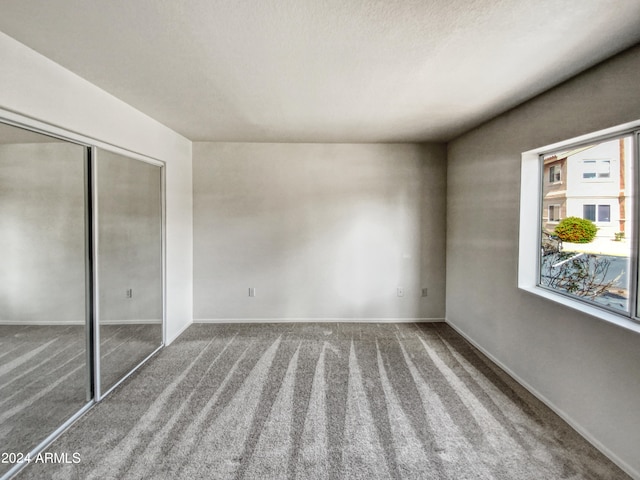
top-left (544, 146), bottom-right (596, 164)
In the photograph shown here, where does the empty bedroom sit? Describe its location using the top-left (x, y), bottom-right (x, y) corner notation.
top-left (1, 1), bottom-right (639, 479)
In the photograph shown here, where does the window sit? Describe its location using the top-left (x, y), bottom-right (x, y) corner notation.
top-left (582, 159), bottom-right (611, 180)
top-left (583, 204), bottom-right (611, 222)
top-left (540, 137), bottom-right (630, 313)
top-left (519, 125), bottom-right (640, 334)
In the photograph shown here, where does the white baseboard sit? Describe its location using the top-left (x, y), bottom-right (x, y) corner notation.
top-left (0, 319), bottom-right (161, 326)
top-left (194, 317), bottom-right (445, 323)
top-left (0, 319), bottom-right (84, 326)
top-left (445, 319), bottom-right (639, 480)
top-left (100, 319), bottom-right (162, 325)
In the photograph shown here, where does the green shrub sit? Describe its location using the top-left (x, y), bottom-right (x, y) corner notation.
top-left (553, 217), bottom-right (597, 243)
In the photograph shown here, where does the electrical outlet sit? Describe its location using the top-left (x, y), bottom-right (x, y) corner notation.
top-left (421, 288), bottom-right (428, 297)
top-left (126, 288), bottom-right (133, 298)
top-left (248, 287), bottom-right (256, 297)
top-left (397, 287), bottom-right (404, 297)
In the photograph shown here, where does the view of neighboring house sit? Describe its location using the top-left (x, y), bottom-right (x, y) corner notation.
top-left (542, 137), bottom-right (633, 239)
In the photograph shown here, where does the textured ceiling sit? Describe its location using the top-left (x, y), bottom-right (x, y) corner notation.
top-left (1, 0), bottom-right (640, 143)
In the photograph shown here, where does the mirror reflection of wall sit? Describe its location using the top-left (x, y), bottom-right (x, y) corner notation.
top-left (0, 124), bottom-right (89, 477)
top-left (96, 149), bottom-right (163, 395)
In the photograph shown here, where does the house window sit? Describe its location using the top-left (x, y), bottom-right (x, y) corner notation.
top-left (549, 165), bottom-right (561, 183)
top-left (583, 204), bottom-right (611, 222)
top-left (582, 159), bottom-right (611, 179)
top-left (519, 128), bottom-right (638, 331)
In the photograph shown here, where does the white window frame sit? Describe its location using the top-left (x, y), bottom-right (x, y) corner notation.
top-left (519, 121), bottom-right (640, 334)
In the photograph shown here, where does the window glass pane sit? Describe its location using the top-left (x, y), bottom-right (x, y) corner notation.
top-left (583, 204), bottom-right (596, 221)
top-left (540, 136), bottom-right (633, 313)
top-left (597, 160), bottom-right (610, 178)
top-left (582, 160), bottom-right (596, 179)
top-left (598, 204), bottom-right (610, 222)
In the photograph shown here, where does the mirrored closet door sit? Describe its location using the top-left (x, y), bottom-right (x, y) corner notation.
top-left (0, 121), bottom-right (165, 479)
top-left (0, 124), bottom-right (91, 478)
top-left (95, 149), bottom-right (163, 397)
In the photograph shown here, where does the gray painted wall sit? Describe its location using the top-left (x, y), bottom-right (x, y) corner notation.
top-left (0, 142), bottom-right (86, 323)
top-left (446, 44), bottom-right (640, 477)
top-left (193, 142), bottom-right (446, 321)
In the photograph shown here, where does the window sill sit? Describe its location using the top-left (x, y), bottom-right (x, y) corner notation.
top-left (520, 285), bottom-right (640, 335)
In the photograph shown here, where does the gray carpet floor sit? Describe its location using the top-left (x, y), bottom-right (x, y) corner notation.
top-left (1, 324), bottom-right (161, 478)
top-left (99, 323), bottom-right (163, 393)
top-left (0, 324), bottom-right (87, 478)
top-left (16, 323), bottom-right (629, 479)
